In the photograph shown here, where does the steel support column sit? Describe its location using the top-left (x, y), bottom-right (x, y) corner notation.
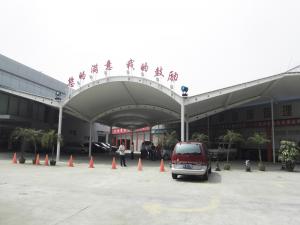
top-left (181, 103), bottom-right (185, 142)
top-left (185, 120), bottom-right (189, 141)
top-left (271, 99), bottom-right (276, 163)
top-left (56, 106), bottom-right (63, 162)
top-left (207, 116), bottom-right (210, 145)
top-left (88, 122), bottom-right (93, 157)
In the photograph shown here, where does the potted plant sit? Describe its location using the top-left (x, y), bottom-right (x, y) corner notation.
top-left (221, 130), bottom-right (243, 170)
top-left (41, 130), bottom-right (62, 166)
top-left (247, 132), bottom-right (270, 171)
top-left (11, 127), bottom-right (33, 164)
top-left (191, 132), bottom-right (208, 143)
top-left (161, 131), bottom-right (178, 159)
top-left (278, 140), bottom-right (299, 172)
top-left (27, 129), bottom-right (43, 164)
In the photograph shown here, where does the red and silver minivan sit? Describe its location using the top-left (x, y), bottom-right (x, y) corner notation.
top-left (171, 142), bottom-right (211, 180)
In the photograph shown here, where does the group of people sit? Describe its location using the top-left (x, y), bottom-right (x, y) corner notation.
top-left (117, 141), bottom-right (163, 167)
top-left (140, 143), bottom-right (162, 161)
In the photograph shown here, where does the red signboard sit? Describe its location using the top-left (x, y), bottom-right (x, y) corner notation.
top-left (112, 127), bottom-right (150, 134)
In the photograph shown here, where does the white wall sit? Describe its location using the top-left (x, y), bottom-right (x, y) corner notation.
top-left (62, 115), bottom-right (110, 145)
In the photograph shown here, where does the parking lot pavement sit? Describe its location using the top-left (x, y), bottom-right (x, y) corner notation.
top-left (0, 154), bottom-right (300, 225)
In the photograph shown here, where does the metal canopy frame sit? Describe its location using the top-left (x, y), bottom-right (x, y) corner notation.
top-left (2, 70), bottom-right (300, 164)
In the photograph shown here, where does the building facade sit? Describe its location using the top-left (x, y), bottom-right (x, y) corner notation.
top-left (0, 54), bottom-right (109, 151)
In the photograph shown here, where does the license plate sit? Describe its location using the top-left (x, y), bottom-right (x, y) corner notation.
top-left (183, 164), bottom-right (192, 169)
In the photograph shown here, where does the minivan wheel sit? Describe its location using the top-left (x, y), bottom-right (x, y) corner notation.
top-left (172, 173), bottom-right (178, 179)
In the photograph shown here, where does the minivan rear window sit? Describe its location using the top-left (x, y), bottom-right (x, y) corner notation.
top-left (175, 143), bottom-right (202, 154)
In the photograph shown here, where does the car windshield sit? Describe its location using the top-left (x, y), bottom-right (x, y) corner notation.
top-left (175, 143), bottom-right (201, 154)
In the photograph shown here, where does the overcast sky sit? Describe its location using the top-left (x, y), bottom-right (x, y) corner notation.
top-left (1, 0), bottom-right (300, 96)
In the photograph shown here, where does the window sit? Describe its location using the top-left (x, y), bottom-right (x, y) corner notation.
top-left (37, 104), bottom-right (45, 121)
top-left (218, 113), bottom-right (225, 122)
top-left (175, 143), bottom-right (202, 154)
top-left (282, 105), bottom-right (292, 116)
top-left (264, 107), bottom-right (271, 119)
top-left (0, 92), bottom-right (9, 114)
top-left (246, 109), bottom-right (254, 120)
top-left (69, 130), bottom-right (77, 136)
top-left (19, 99), bottom-right (28, 117)
top-left (232, 111), bottom-right (238, 122)
top-left (8, 96), bottom-right (18, 115)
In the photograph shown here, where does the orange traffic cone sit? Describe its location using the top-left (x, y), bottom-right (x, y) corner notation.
top-left (137, 158), bottom-right (143, 171)
top-left (68, 155), bottom-right (74, 167)
top-left (159, 159), bottom-right (165, 172)
top-left (35, 154), bottom-right (40, 165)
top-left (89, 156), bottom-right (94, 168)
top-left (44, 154), bottom-right (49, 166)
top-left (111, 157), bottom-right (117, 169)
top-left (12, 152), bottom-right (17, 164)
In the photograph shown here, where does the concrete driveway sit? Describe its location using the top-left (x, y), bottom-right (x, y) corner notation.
top-left (0, 154), bottom-right (299, 225)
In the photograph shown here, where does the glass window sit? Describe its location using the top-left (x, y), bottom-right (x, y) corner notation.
top-left (8, 96), bottom-right (18, 115)
top-left (19, 99), bottom-right (28, 117)
top-left (264, 107), bottom-right (271, 119)
top-left (32, 103), bottom-right (38, 119)
top-left (175, 143), bottom-right (202, 154)
top-left (232, 111), bottom-right (238, 122)
top-left (246, 109), bottom-right (254, 120)
top-left (282, 105), bottom-right (292, 116)
top-left (38, 104), bottom-right (45, 121)
top-left (0, 92), bottom-right (9, 114)
top-left (218, 113), bottom-right (225, 122)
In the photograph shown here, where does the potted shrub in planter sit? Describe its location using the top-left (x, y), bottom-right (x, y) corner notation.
top-left (27, 129), bottom-right (43, 164)
top-left (278, 140), bottom-right (299, 172)
top-left (247, 132), bottom-right (269, 171)
top-left (162, 131), bottom-right (178, 159)
top-left (221, 130), bottom-right (243, 170)
top-left (11, 127), bottom-right (33, 164)
top-left (191, 132), bottom-right (208, 143)
top-left (41, 130), bottom-right (62, 166)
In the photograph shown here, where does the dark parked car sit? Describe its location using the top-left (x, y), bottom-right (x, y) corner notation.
top-left (103, 143), bottom-right (118, 152)
top-left (82, 142), bottom-right (108, 153)
top-left (171, 142), bottom-right (211, 180)
top-left (63, 143), bottom-right (85, 154)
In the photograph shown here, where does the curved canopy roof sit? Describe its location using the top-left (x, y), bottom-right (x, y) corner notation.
top-left (62, 71), bottom-right (300, 128)
top-left (185, 72), bottom-right (300, 122)
top-left (63, 76), bottom-right (182, 129)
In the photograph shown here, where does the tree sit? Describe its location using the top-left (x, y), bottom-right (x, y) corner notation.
top-left (247, 132), bottom-right (270, 163)
top-left (10, 127), bottom-right (33, 163)
top-left (162, 131), bottom-right (178, 150)
top-left (27, 129), bottom-right (43, 162)
top-left (221, 130), bottom-right (243, 164)
top-left (191, 132), bottom-right (208, 143)
top-left (41, 130), bottom-right (62, 164)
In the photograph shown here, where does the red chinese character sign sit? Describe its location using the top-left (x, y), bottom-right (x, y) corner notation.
top-left (140, 62), bottom-right (148, 77)
top-left (68, 76), bottom-right (75, 87)
top-left (168, 71), bottom-right (179, 89)
top-left (90, 64), bottom-right (98, 81)
top-left (154, 66), bottom-right (163, 82)
top-left (126, 58), bottom-right (134, 75)
top-left (104, 60), bottom-right (112, 77)
top-left (77, 71), bottom-right (86, 87)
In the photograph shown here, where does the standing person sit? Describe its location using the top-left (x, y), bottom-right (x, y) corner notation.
top-left (130, 142), bottom-right (134, 160)
top-left (151, 143), bottom-right (156, 161)
top-left (118, 141), bottom-right (126, 167)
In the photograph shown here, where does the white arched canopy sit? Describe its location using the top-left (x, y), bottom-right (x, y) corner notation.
top-left (63, 76), bottom-right (182, 129)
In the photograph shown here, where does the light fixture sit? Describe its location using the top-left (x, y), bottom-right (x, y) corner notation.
top-left (55, 91), bottom-right (61, 101)
top-left (181, 86), bottom-right (189, 97)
